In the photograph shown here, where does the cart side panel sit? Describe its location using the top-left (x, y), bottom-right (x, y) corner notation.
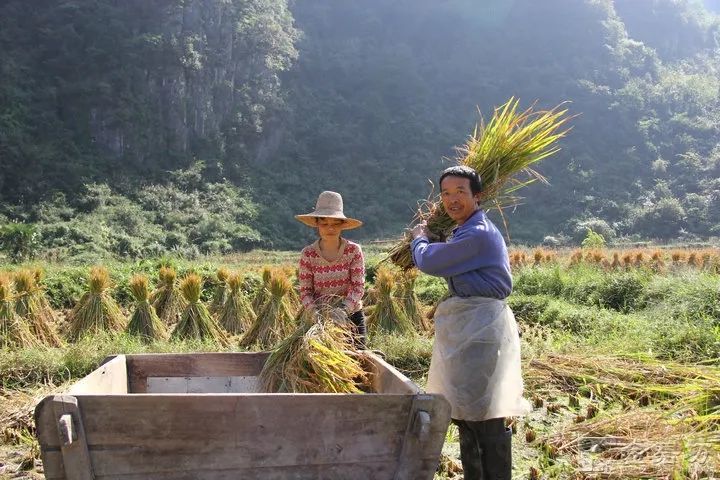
top-left (126, 352), bottom-right (270, 393)
top-left (69, 355), bottom-right (128, 395)
top-left (37, 393), bottom-right (449, 480)
top-left (364, 352), bottom-right (420, 394)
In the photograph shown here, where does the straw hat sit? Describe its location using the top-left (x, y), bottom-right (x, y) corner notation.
top-left (295, 191), bottom-right (363, 230)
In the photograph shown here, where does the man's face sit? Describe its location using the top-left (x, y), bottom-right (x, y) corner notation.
top-left (440, 175), bottom-right (480, 225)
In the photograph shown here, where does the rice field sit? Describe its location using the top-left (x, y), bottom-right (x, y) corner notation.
top-left (0, 245), bottom-right (719, 479)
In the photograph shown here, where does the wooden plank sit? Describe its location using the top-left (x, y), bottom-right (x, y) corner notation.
top-left (69, 355), bottom-right (127, 395)
top-left (146, 376), bottom-right (261, 393)
top-left (393, 394), bottom-right (452, 480)
top-left (39, 394), bottom-right (416, 477)
top-left (364, 352), bottom-right (420, 395)
top-left (51, 395), bottom-right (94, 480)
top-left (126, 352), bottom-right (269, 393)
top-left (90, 461), bottom-right (405, 479)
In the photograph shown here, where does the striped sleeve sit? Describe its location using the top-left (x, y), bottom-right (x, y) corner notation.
top-left (298, 248), bottom-right (316, 309)
top-left (344, 243), bottom-right (366, 313)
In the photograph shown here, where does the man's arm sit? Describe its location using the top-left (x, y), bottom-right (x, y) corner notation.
top-left (411, 227), bottom-right (499, 277)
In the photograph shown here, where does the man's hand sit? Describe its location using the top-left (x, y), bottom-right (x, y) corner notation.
top-left (410, 221), bottom-right (429, 239)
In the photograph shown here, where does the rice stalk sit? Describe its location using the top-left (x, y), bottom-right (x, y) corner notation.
top-left (13, 270), bottom-right (62, 347)
top-left (151, 266), bottom-right (186, 325)
top-left (388, 98), bottom-right (571, 270)
top-left (241, 271), bottom-right (298, 348)
top-left (366, 268), bottom-right (413, 335)
top-left (0, 275), bottom-right (38, 349)
top-left (260, 307), bottom-right (368, 393)
top-left (67, 266), bottom-right (126, 341)
top-left (126, 274), bottom-right (167, 342)
top-left (396, 270), bottom-right (430, 332)
top-left (209, 267), bottom-right (230, 314)
top-left (171, 274), bottom-right (228, 345)
top-left (250, 267), bottom-right (273, 313)
top-left (218, 273), bottom-right (256, 335)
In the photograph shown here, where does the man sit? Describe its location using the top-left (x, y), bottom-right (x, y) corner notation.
top-left (410, 165), bottom-right (529, 480)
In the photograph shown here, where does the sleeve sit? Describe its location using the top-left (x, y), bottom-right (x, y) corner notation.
top-left (343, 244), bottom-right (366, 313)
top-left (411, 227), bottom-right (498, 277)
top-left (298, 248), bottom-right (316, 309)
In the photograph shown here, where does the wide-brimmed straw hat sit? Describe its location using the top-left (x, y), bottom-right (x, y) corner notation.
top-left (295, 191), bottom-right (363, 230)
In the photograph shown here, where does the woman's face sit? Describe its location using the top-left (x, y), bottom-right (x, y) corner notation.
top-left (317, 218), bottom-right (345, 240)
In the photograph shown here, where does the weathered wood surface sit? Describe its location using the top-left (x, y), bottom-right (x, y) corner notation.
top-left (68, 355), bottom-right (127, 395)
top-left (127, 352), bottom-right (269, 393)
top-left (36, 351), bottom-right (451, 480)
top-left (37, 393), bottom-right (450, 480)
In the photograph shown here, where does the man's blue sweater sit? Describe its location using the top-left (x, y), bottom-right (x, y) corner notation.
top-left (410, 209), bottom-right (512, 299)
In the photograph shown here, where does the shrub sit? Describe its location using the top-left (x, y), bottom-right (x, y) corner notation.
top-left (589, 270), bottom-right (650, 312)
top-left (513, 265), bottom-right (564, 296)
top-left (0, 222), bottom-right (40, 263)
top-left (508, 294), bottom-right (551, 325)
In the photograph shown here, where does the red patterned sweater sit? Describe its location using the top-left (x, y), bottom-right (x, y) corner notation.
top-left (298, 239), bottom-right (365, 313)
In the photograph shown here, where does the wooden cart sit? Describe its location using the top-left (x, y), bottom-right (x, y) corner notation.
top-left (35, 352), bottom-right (451, 479)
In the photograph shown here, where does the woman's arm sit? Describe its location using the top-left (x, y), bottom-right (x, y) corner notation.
top-left (298, 249), bottom-right (316, 309)
top-left (344, 244), bottom-right (365, 313)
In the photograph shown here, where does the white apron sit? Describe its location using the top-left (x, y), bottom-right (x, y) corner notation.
top-left (426, 296), bottom-right (530, 421)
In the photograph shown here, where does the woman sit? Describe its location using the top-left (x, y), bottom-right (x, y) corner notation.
top-left (295, 191), bottom-right (366, 346)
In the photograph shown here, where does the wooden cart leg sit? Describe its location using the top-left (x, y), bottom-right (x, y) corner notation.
top-left (52, 395), bottom-right (95, 480)
top-left (393, 394), bottom-right (441, 480)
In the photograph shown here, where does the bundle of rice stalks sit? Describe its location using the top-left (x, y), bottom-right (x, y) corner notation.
top-left (396, 270), bottom-right (430, 332)
top-left (151, 266), bottom-right (186, 325)
top-left (209, 267), bottom-right (230, 314)
top-left (0, 275), bottom-right (38, 348)
top-left (218, 273), bottom-right (256, 335)
top-left (241, 271), bottom-right (298, 348)
top-left (250, 267), bottom-right (273, 313)
top-left (171, 274), bottom-right (228, 345)
top-left (389, 98), bottom-right (571, 270)
top-left (260, 308), bottom-right (367, 393)
top-left (67, 266), bottom-right (125, 341)
top-left (366, 268), bottom-right (413, 335)
top-left (126, 275), bottom-right (167, 342)
top-left (13, 269), bottom-right (62, 347)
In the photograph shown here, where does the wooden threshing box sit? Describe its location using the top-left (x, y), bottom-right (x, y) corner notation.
top-left (35, 352), bottom-right (451, 479)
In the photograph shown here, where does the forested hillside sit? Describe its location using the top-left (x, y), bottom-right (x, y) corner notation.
top-left (1, 0), bottom-right (719, 261)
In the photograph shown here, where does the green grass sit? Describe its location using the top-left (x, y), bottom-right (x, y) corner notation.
top-left (2, 250), bottom-right (720, 479)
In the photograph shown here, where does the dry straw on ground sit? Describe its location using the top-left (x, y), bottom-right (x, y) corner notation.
top-left (526, 352), bottom-right (720, 479)
top-left (67, 266), bottom-right (125, 341)
top-left (260, 307), bottom-right (367, 393)
top-left (126, 274), bottom-right (167, 342)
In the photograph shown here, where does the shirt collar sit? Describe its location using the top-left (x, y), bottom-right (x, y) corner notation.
top-left (451, 208), bottom-right (485, 234)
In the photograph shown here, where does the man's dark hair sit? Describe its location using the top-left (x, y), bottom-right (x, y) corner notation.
top-left (439, 166), bottom-right (482, 194)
